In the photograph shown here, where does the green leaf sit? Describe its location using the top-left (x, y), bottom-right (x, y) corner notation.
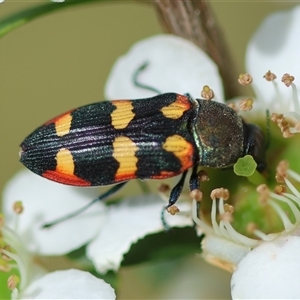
top-left (122, 227), bottom-right (203, 267)
top-left (0, 0), bottom-right (114, 39)
top-left (233, 155), bottom-right (257, 177)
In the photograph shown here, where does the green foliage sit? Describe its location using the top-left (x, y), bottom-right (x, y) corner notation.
top-left (0, 0), bottom-right (113, 39)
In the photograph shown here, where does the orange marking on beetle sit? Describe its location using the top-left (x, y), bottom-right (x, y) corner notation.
top-left (112, 136), bottom-right (138, 181)
top-left (111, 100), bottom-right (135, 129)
top-left (54, 113), bottom-right (73, 137)
top-left (42, 148), bottom-right (91, 186)
top-left (42, 170), bottom-right (91, 186)
top-left (151, 170), bottom-right (181, 179)
top-left (163, 135), bottom-right (194, 171)
top-left (44, 109), bottom-right (74, 126)
top-left (160, 94), bottom-right (191, 119)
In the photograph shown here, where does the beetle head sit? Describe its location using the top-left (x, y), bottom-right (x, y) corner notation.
top-left (243, 123), bottom-right (266, 172)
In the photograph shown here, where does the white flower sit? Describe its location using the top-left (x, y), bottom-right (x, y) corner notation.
top-left (231, 236), bottom-right (300, 299)
top-left (191, 5), bottom-right (300, 299)
top-left (246, 5), bottom-right (300, 111)
top-left (246, 6), bottom-right (300, 137)
top-left (3, 169), bottom-right (193, 274)
top-left (105, 34), bottom-right (224, 103)
top-left (20, 269), bottom-right (115, 299)
top-left (3, 169), bottom-right (106, 256)
top-left (0, 198), bottom-right (115, 299)
top-left (86, 194), bottom-right (193, 274)
top-left (192, 164), bottom-right (300, 298)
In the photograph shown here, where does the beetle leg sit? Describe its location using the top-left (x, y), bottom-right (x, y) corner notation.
top-left (189, 165), bottom-right (200, 191)
top-left (42, 181), bottom-right (128, 228)
top-left (161, 171), bottom-right (188, 230)
top-left (167, 171), bottom-right (188, 208)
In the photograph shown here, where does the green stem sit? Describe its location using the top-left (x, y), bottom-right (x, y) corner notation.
top-left (247, 170), bottom-right (266, 186)
top-left (0, 0), bottom-right (114, 39)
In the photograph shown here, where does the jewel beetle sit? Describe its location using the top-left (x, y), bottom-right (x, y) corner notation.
top-left (20, 92), bottom-right (265, 226)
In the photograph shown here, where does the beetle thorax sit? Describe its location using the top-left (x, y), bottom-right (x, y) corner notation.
top-left (192, 99), bottom-right (244, 168)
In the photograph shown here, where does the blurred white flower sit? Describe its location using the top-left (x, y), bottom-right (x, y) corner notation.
top-left (0, 196), bottom-right (115, 299)
top-left (3, 169), bottom-right (106, 256)
top-left (20, 269), bottom-right (115, 299)
top-left (105, 34), bottom-right (224, 102)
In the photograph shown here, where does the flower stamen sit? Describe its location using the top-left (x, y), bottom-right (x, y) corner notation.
top-left (201, 85), bottom-right (214, 101)
top-left (238, 73), bottom-right (253, 85)
top-left (263, 70), bottom-right (277, 81)
top-left (193, 164), bottom-right (300, 270)
top-left (0, 203), bottom-right (32, 295)
top-left (239, 98), bottom-right (253, 111)
top-left (271, 113), bottom-right (294, 138)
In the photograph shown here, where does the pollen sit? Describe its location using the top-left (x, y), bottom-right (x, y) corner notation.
top-left (281, 73), bottom-right (295, 87)
top-left (238, 73), bottom-right (253, 85)
top-left (274, 185), bottom-right (287, 194)
top-left (2, 245), bottom-right (13, 261)
top-left (201, 85), bottom-right (214, 100)
top-left (239, 98), bottom-right (253, 111)
top-left (256, 184), bottom-right (270, 204)
top-left (220, 211), bottom-right (233, 223)
top-left (7, 274), bottom-right (20, 290)
top-left (167, 205), bottom-right (180, 215)
top-left (0, 261), bottom-right (11, 273)
top-left (210, 188), bottom-right (229, 200)
top-left (12, 201), bottom-right (23, 215)
top-left (271, 113), bottom-right (294, 138)
top-left (276, 160), bottom-right (289, 180)
top-left (224, 203), bottom-right (234, 214)
top-left (263, 70), bottom-right (277, 81)
top-left (190, 189), bottom-right (203, 201)
top-left (246, 222), bottom-right (257, 234)
top-left (198, 170), bottom-right (210, 182)
top-left (227, 101), bottom-right (238, 112)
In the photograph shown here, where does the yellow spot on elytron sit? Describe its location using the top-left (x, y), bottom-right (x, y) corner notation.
top-left (113, 136), bottom-right (138, 181)
top-left (55, 114), bottom-right (72, 137)
top-left (111, 101), bottom-right (135, 129)
top-left (56, 148), bottom-right (75, 175)
top-left (160, 95), bottom-right (190, 119)
top-left (163, 135), bottom-right (194, 170)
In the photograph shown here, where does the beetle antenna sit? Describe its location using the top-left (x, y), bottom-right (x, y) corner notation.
top-left (132, 62), bottom-right (161, 95)
top-left (42, 182), bottom-right (127, 229)
top-left (265, 109), bottom-right (271, 150)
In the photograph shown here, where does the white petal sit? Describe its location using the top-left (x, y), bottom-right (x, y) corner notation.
top-left (246, 6), bottom-right (300, 108)
top-left (231, 236), bottom-right (300, 299)
top-left (105, 34), bottom-right (224, 102)
top-left (2, 169), bottom-right (107, 255)
top-left (87, 194), bottom-right (193, 274)
top-left (21, 269), bottom-right (115, 299)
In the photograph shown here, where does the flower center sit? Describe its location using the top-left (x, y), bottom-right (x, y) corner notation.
top-left (192, 160), bottom-right (300, 272)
